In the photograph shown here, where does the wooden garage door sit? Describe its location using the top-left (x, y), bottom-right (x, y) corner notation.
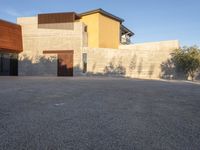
top-left (57, 52), bottom-right (73, 76)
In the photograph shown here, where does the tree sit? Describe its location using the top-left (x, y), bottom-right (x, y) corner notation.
top-left (172, 46), bottom-right (200, 81)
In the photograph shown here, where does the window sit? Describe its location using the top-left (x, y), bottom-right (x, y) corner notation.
top-left (82, 53), bottom-right (87, 73)
top-left (84, 26), bottom-right (88, 32)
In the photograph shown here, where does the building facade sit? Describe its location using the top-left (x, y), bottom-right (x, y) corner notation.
top-left (17, 9), bottom-right (134, 76)
top-left (0, 9), bottom-right (179, 79)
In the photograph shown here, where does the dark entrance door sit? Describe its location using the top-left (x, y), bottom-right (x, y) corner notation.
top-left (0, 53), bottom-right (18, 76)
top-left (57, 52), bottom-right (73, 76)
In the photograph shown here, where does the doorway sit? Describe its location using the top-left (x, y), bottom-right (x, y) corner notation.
top-left (0, 53), bottom-right (18, 76)
top-left (57, 52), bottom-right (73, 76)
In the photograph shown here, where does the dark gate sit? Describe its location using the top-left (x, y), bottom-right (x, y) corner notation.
top-left (57, 52), bottom-right (73, 76)
top-left (0, 53), bottom-right (18, 76)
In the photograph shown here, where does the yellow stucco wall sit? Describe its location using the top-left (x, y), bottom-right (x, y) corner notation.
top-left (80, 13), bottom-right (100, 48)
top-left (99, 14), bottom-right (120, 49)
top-left (81, 13), bottom-right (120, 49)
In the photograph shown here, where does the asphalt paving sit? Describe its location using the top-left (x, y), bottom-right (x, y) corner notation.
top-left (0, 77), bottom-right (200, 150)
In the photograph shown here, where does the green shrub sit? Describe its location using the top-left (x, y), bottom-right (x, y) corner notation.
top-left (172, 46), bottom-right (200, 80)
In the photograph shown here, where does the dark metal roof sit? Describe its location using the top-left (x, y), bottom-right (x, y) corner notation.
top-left (79, 8), bottom-right (124, 23)
top-left (121, 25), bottom-right (134, 37)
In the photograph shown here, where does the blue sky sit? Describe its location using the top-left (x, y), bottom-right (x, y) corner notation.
top-left (0, 0), bottom-right (199, 46)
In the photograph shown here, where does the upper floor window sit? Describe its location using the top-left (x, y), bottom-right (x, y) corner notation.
top-left (84, 26), bottom-right (88, 32)
top-left (82, 53), bottom-right (87, 73)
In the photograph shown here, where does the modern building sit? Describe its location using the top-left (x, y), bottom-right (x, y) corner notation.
top-left (17, 8), bottom-right (134, 76)
top-left (0, 8), bottom-right (179, 79)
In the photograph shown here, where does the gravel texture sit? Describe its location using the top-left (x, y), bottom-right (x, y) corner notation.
top-left (0, 77), bottom-right (200, 150)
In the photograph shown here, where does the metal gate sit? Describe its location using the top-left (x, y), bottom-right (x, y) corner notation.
top-left (0, 53), bottom-right (18, 76)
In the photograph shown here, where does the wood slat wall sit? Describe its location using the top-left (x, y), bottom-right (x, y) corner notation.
top-left (38, 12), bottom-right (78, 24)
top-left (0, 19), bottom-right (23, 53)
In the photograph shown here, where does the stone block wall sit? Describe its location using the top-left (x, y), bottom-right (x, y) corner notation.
top-left (18, 54), bottom-right (57, 76)
top-left (82, 40), bottom-right (179, 79)
top-left (17, 16), bottom-right (87, 76)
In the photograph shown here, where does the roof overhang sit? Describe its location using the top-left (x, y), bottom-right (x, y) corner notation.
top-left (121, 25), bottom-right (134, 37)
top-left (79, 8), bottom-right (124, 23)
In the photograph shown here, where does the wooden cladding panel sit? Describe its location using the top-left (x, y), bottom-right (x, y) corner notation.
top-left (38, 12), bottom-right (78, 24)
top-left (0, 20), bottom-right (23, 53)
top-left (57, 52), bottom-right (73, 76)
top-left (43, 50), bottom-right (74, 54)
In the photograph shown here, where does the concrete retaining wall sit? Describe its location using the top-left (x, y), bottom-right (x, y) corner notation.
top-left (82, 40), bottom-right (179, 79)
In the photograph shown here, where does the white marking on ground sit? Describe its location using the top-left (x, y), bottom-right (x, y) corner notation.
top-left (54, 103), bottom-right (65, 106)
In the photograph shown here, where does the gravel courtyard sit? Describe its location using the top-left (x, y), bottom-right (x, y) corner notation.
top-left (0, 77), bottom-right (200, 150)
